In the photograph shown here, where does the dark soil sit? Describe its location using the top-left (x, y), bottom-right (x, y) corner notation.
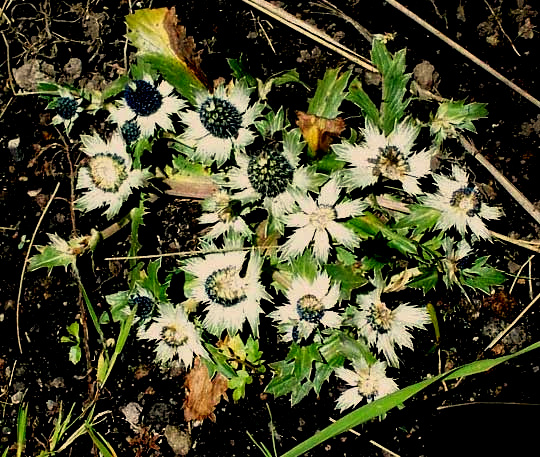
top-left (1, 1), bottom-right (540, 456)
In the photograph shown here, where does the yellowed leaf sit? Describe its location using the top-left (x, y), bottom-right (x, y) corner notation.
top-left (296, 111), bottom-right (346, 154)
top-left (183, 358), bottom-right (228, 423)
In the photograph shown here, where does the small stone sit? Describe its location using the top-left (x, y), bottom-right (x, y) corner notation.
top-left (165, 426), bottom-right (192, 456)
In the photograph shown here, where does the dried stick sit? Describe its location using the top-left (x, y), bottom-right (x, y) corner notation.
top-left (384, 0), bottom-right (540, 109)
top-left (483, 0), bottom-right (521, 57)
top-left (459, 135), bottom-right (540, 227)
top-left (16, 182), bottom-right (61, 354)
top-left (314, 0), bottom-right (373, 43)
top-left (242, 0), bottom-right (378, 72)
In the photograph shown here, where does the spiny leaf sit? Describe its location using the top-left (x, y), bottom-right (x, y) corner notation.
top-left (308, 67), bottom-right (351, 119)
top-left (346, 78), bottom-right (381, 128)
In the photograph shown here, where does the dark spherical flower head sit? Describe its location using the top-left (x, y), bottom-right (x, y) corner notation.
top-left (121, 120), bottom-right (141, 144)
top-left (56, 97), bottom-right (79, 120)
top-left (247, 148), bottom-right (294, 198)
top-left (296, 294), bottom-right (325, 323)
top-left (199, 97), bottom-right (242, 139)
top-left (128, 293), bottom-right (156, 319)
top-left (124, 80), bottom-right (163, 116)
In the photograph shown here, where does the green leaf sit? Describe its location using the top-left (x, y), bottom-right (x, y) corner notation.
top-left (205, 343), bottom-right (237, 379)
top-left (28, 242), bottom-right (75, 272)
top-left (308, 67), bottom-right (351, 119)
top-left (431, 100), bottom-right (488, 143)
top-left (86, 424), bottom-right (117, 457)
top-left (265, 361), bottom-right (297, 398)
top-left (394, 205), bottom-right (441, 236)
top-left (281, 340), bottom-right (540, 457)
top-left (346, 78), bottom-right (381, 128)
top-left (246, 336), bottom-right (264, 366)
top-left (69, 345), bottom-right (81, 365)
top-left (371, 39), bottom-right (411, 134)
top-left (258, 69), bottom-right (309, 100)
top-left (227, 55), bottom-right (257, 87)
top-left (288, 343), bottom-right (322, 381)
top-left (325, 263), bottom-right (368, 299)
top-left (229, 370), bottom-right (253, 401)
top-left (67, 322), bottom-right (80, 340)
top-left (408, 267), bottom-right (439, 293)
top-left (101, 75), bottom-right (131, 101)
top-left (461, 257), bottom-right (506, 293)
top-left (315, 151), bottom-right (345, 174)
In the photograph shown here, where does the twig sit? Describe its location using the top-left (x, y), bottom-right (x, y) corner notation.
top-left (242, 0), bottom-right (378, 72)
top-left (459, 135), bottom-right (540, 227)
top-left (509, 255), bottom-right (534, 295)
top-left (252, 12), bottom-right (277, 54)
top-left (528, 256), bottom-right (534, 300)
top-left (384, 0), bottom-right (540, 109)
top-left (484, 290), bottom-right (540, 352)
top-left (483, 0), bottom-right (521, 57)
top-left (490, 231), bottom-right (540, 254)
top-left (438, 401), bottom-right (540, 410)
top-left (1, 30), bottom-right (15, 94)
top-left (314, 0), bottom-right (373, 43)
top-left (16, 182), bottom-right (61, 354)
top-left (0, 96), bottom-right (13, 121)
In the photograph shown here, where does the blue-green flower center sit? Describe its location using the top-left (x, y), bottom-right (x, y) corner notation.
top-left (128, 293), bottom-right (155, 319)
top-left (121, 120), bottom-right (141, 143)
top-left (56, 97), bottom-right (78, 120)
top-left (372, 145), bottom-right (410, 180)
top-left (367, 302), bottom-right (393, 334)
top-left (450, 186), bottom-right (482, 217)
top-left (124, 80), bottom-right (163, 116)
top-left (248, 149), bottom-right (294, 198)
top-left (205, 266), bottom-right (247, 307)
top-left (296, 294), bottom-right (324, 323)
top-left (199, 97), bottom-right (242, 139)
top-left (88, 154), bottom-right (128, 193)
top-left (160, 325), bottom-right (188, 347)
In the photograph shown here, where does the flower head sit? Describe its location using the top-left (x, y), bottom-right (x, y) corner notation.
top-left (182, 250), bottom-right (271, 336)
top-left (139, 303), bottom-right (206, 367)
top-left (126, 283), bottom-right (159, 323)
top-left (76, 132), bottom-right (148, 219)
top-left (352, 285), bottom-right (429, 367)
top-left (335, 359), bottom-right (398, 411)
top-left (199, 189), bottom-right (252, 240)
top-left (179, 80), bottom-right (260, 166)
top-left (270, 271), bottom-right (341, 342)
top-left (228, 129), bottom-right (324, 222)
top-left (423, 165), bottom-right (501, 239)
top-left (441, 237), bottom-right (473, 288)
top-left (50, 88), bottom-right (83, 134)
top-left (109, 75), bottom-right (186, 138)
top-left (334, 121), bottom-right (431, 194)
top-left (280, 177), bottom-right (364, 263)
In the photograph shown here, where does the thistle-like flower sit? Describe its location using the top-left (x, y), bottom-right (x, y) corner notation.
top-left (76, 132), bottom-right (148, 219)
top-left (199, 189), bottom-right (252, 240)
top-left (335, 359), bottom-right (398, 411)
top-left (49, 88), bottom-right (83, 134)
top-left (139, 303), bottom-right (206, 367)
top-left (109, 75), bottom-right (186, 137)
top-left (228, 129), bottom-right (324, 222)
top-left (441, 237), bottom-right (473, 288)
top-left (182, 250), bottom-right (270, 336)
top-left (126, 284), bottom-right (159, 324)
top-left (280, 177), bottom-right (364, 263)
top-left (352, 284), bottom-right (429, 367)
top-left (423, 165), bottom-right (501, 239)
top-left (270, 271), bottom-right (342, 342)
top-left (179, 80), bottom-right (260, 166)
top-left (333, 121), bottom-right (431, 194)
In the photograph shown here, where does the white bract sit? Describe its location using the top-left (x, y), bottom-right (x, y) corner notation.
top-left (281, 177), bottom-right (364, 263)
top-left (335, 359), bottom-right (398, 411)
top-left (441, 237), bottom-right (473, 287)
top-left (228, 129), bottom-right (324, 222)
top-left (109, 75), bottom-right (186, 138)
top-left (334, 121), bottom-right (431, 195)
top-left (270, 271), bottom-right (341, 342)
top-left (352, 286), bottom-right (429, 367)
top-left (182, 250), bottom-right (270, 336)
top-left (423, 165), bottom-right (501, 239)
top-left (179, 80), bottom-right (260, 166)
top-left (199, 190), bottom-right (251, 240)
top-left (76, 132), bottom-right (148, 219)
top-left (139, 303), bottom-right (206, 367)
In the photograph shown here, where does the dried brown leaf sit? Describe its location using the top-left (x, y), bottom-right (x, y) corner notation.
top-left (296, 111), bottom-right (346, 154)
top-left (183, 358), bottom-right (228, 423)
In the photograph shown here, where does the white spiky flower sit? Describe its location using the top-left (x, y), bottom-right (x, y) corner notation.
top-left (269, 271), bottom-right (342, 342)
top-left (179, 80), bottom-right (260, 166)
top-left (335, 359), bottom-right (398, 411)
top-left (333, 121), bottom-right (431, 194)
top-left (228, 129), bottom-right (325, 223)
top-left (125, 283), bottom-right (159, 326)
top-left (50, 87), bottom-right (83, 134)
top-left (352, 285), bottom-right (429, 367)
top-left (109, 75), bottom-right (186, 138)
top-left (280, 177), bottom-right (364, 263)
top-left (441, 237), bottom-right (473, 288)
top-left (182, 250), bottom-right (271, 336)
top-left (76, 132), bottom-right (148, 219)
top-left (139, 303), bottom-right (206, 367)
top-left (423, 165), bottom-right (501, 239)
top-left (199, 189), bottom-right (252, 240)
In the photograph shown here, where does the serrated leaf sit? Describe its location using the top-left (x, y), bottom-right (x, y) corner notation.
top-left (101, 75), bottom-right (131, 101)
top-left (126, 8), bottom-right (208, 104)
top-left (265, 361), bottom-right (297, 397)
top-left (227, 55), bottom-right (257, 87)
top-left (346, 78), bottom-right (381, 128)
top-left (204, 343), bottom-right (237, 379)
top-left (288, 343), bottom-right (322, 381)
top-left (394, 205), bottom-right (441, 236)
top-left (408, 267), bottom-right (440, 293)
top-left (28, 243), bottom-right (75, 272)
top-left (325, 263), bottom-right (368, 299)
top-left (431, 100), bottom-right (488, 143)
top-left (291, 380), bottom-right (313, 406)
top-left (308, 67), bottom-right (351, 119)
top-left (461, 258), bottom-right (506, 293)
top-left (258, 69), bottom-right (309, 101)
